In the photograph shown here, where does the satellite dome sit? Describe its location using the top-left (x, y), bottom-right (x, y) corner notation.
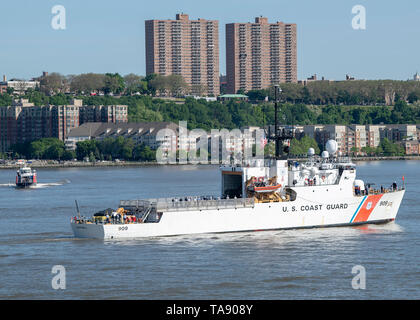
top-left (321, 150), bottom-right (329, 158)
top-left (307, 148), bottom-right (315, 156)
top-left (325, 140), bottom-right (338, 155)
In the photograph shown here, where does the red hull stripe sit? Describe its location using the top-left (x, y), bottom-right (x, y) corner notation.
top-left (352, 194), bottom-right (383, 223)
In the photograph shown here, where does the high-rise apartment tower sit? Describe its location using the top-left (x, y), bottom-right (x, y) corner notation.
top-left (226, 17), bottom-right (297, 94)
top-left (145, 13), bottom-right (220, 96)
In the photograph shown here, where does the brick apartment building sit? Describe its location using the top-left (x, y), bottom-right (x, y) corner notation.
top-left (145, 13), bottom-right (220, 96)
top-left (0, 99), bottom-right (127, 152)
top-left (226, 17), bottom-right (297, 94)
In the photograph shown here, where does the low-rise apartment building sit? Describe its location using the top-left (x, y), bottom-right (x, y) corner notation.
top-left (282, 123), bottom-right (419, 155)
top-left (65, 122), bottom-right (180, 152)
top-left (0, 99), bottom-right (128, 152)
top-left (403, 140), bottom-right (420, 155)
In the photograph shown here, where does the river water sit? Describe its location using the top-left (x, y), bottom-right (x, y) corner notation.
top-left (0, 161), bottom-right (419, 299)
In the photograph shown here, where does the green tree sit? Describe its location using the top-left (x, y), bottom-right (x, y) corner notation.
top-left (76, 140), bottom-right (99, 160)
top-left (103, 73), bottom-right (125, 95)
top-left (132, 144), bottom-right (156, 161)
top-left (379, 138), bottom-right (405, 156)
top-left (44, 144), bottom-right (64, 160)
top-left (70, 73), bottom-right (106, 94)
top-left (40, 72), bottom-right (66, 94)
top-left (350, 146), bottom-right (359, 156)
top-left (166, 74), bottom-right (188, 97)
top-left (63, 150), bottom-right (76, 161)
top-left (124, 74), bottom-right (147, 95)
top-left (289, 135), bottom-right (320, 156)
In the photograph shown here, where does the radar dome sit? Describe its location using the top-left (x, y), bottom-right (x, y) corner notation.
top-left (307, 148), bottom-right (315, 156)
top-left (321, 150), bottom-right (329, 158)
top-left (325, 140), bottom-right (338, 155)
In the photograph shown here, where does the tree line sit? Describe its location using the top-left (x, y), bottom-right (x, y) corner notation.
top-left (4, 70), bottom-right (420, 104)
top-left (2, 90), bottom-right (420, 128)
top-left (75, 137), bottom-right (155, 162)
top-left (9, 138), bottom-right (75, 160)
top-left (247, 80), bottom-right (420, 106)
top-left (3, 72), bottom-right (192, 97)
top-left (33, 73), bottom-right (420, 104)
top-left (6, 137), bottom-right (155, 162)
top-left (359, 138), bottom-right (405, 157)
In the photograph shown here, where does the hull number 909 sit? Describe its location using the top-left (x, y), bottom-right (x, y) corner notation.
top-left (118, 226), bottom-right (128, 231)
top-left (379, 201), bottom-right (393, 207)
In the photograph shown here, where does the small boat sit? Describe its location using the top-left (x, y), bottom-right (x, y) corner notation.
top-left (16, 167), bottom-right (37, 188)
top-left (249, 184), bottom-right (282, 193)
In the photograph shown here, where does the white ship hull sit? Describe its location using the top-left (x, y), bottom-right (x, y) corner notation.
top-left (71, 189), bottom-right (405, 239)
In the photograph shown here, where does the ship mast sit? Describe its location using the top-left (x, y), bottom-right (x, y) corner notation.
top-left (272, 85), bottom-right (294, 160)
top-left (274, 86), bottom-right (280, 158)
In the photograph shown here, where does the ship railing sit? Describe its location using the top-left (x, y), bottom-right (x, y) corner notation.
top-left (336, 156), bottom-right (352, 164)
top-left (354, 185), bottom-right (405, 196)
top-left (120, 197), bottom-right (255, 212)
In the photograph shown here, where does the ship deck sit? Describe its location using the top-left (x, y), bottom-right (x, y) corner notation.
top-left (120, 197), bottom-right (255, 212)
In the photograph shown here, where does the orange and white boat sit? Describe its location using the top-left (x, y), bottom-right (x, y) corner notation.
top-left (249, 184), bottom-right (282, 193)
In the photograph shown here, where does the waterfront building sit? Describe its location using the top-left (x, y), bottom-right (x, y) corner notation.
top-left (403, 140), bottom-right (420, 155)
top-left (379, 124), bottom-right (417, 142)
top-left (0, 99), bottom-right (128, 152)
top-left (66, 122), bottom-right (180, 153)
top-left (283, 124), bottom-right (419, 156)
top-left (365, 125), bottom-right (382, 148)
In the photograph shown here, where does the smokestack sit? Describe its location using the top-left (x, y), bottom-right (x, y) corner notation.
top-left (2, 75), bottom-right (6, 82)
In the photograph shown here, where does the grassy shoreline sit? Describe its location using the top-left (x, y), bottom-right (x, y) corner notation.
top-left (1, 155), bottom-right (420, 170)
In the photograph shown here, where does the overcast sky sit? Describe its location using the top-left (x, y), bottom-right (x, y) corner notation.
top-left (1, 0), bottom-right (419, 81)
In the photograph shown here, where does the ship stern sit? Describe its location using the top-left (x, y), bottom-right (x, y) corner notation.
top-left (71, 222), bottom-right (105, 239)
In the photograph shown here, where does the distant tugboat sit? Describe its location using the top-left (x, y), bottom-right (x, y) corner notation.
top-left (16, 167), bottom-right (37, 188)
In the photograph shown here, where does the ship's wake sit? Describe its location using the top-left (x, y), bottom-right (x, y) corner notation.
top-left (30, 179), bottom-right (71, 189)
top-left (0, 231), bottom-right (81, 245)
top-left (0, 179), bottom-right (70, 189)
top-left (0, 183), bottom-right (14, 187)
